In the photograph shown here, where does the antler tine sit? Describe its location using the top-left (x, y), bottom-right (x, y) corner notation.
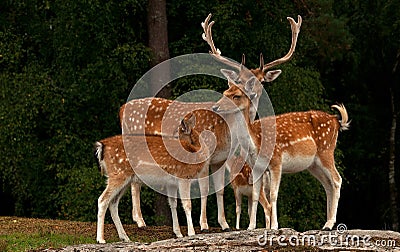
top-left (259, 53), bottom-right (264, 70)
top-left (201, 13), bottom-right (242, 71)
top-left (201, 14), bottom-right (219, 55)
top-left (263, 15), bottom-right (302, 71)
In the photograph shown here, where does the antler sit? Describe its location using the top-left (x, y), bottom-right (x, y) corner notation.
top-left (262, 15), bottom-right (302, 71)
top-left (201, 14), bottom-right (242, 71)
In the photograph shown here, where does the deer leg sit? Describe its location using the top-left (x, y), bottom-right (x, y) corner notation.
top-left (263, 170), bottom-right (271, 203)
top-left (198, 167), bottom-right (209, 232)
top-left (97, 180), bottom-right (129, 243)
top-left (248, 177), bottom-right (261, 230)
top-left (97, 187), bottom-right (111, 243)
top-left (179, 180), bottom-right (195, 236)
top-left (309, 154), bottom-right (342, 230)
top-left (167, 185), bottom-right (183, 238)
top-left (247, 194), bottom-right (253, 225)
top-left (211, 163), bottom-right (230, 231)
top-left (233, 188), bottom-right (242, 230)
top-left (258, 184), bottom-right (271, 229)
top-left (131, 181), bottom-right (146, 228)
top-left (109, 184), bottom-right (131, 242)
top-left (269, 165), bottom-right (282, 230)
top-left (247, 159), bottom-right (267, 230)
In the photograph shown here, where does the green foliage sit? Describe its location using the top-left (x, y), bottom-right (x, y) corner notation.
top-left (278, 173), bottom-right (326, 230)
top-left (266, 63), bottom-right (328, 114)
top-left (171, 75), bottom-right (226, 100)
top-left (0, 0), bottom-right (150, 220)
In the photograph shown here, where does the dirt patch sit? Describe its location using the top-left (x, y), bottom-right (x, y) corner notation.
top-left (0, 216), bottom-right (220, 243)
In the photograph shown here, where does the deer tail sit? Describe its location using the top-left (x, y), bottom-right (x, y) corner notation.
top-left (331, 103), bottom-right (351, 131)
top-left (94, 141), bottom-right (106, 176)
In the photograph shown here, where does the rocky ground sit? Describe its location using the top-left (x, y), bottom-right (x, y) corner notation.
top-left (2, 217), bottom-right (400, 251)
top-left (48, 228), bottom-right (400, 251)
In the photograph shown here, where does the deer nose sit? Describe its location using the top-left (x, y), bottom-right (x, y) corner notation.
top-left (260, 78), bottom-right (267, 85)
top-left (212, 105), bottom-right (220, 112)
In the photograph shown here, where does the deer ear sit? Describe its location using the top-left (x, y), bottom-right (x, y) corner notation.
top-left (245, 76), bottom-right (257, 92)
top-left (180, 118), bottom-right (188, 133)
top-left (245, 76), bottom-right (258, 99)
top-left (181, 113), bottom-right (196, 134)
top-left (186, 113), bottom-right (196, 129)
top-left (221, 69), bottom-right (238, 82)
top-left (265, 70), bottom-right (282, 82)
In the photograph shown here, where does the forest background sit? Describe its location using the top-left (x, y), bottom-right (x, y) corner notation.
top-left (1, 0), bottom-right (399, 232)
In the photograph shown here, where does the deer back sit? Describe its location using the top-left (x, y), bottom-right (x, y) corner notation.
top-left (121, 98), bottom-right (218, 136)
top-left (254, 110), bottom-right (345, 157)
top-left (95, 133), bottom-right (210, 181)
top-left (129, 136), bottom-right (207, 179)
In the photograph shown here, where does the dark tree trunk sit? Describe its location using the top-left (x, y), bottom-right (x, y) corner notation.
top-left (147, 0), bottom-right (172, 225)
top-left (388, 51), bottom-right (400, 231)
top-left (389, 89), bottom-right (398, 231)
top-left (147, 0), bottom-right (171, 98)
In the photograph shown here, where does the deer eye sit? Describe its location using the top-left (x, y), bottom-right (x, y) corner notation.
top-left (233, 95), bottom-right (241, 100)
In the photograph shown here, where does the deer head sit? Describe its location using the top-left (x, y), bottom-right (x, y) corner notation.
top-left (212, 76), bottom-right (258, 117)
top-left (202, 14), bottom-right (301, 120)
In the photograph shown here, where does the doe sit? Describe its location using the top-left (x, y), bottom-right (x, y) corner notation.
top-left (94, 114), bottom-right (209, 243)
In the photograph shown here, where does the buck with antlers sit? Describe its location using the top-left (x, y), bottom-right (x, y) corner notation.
top-left (119, 14), bottom-right (302, 231)
top-left (94, 114), bottom-right (210, 243)
top-left (212, 74), bottom-right (350, 230)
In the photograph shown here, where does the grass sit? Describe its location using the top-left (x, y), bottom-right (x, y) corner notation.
top-left (0, 216), bottom-right (177, 251)
top-left (0, 217), bottom-right (95, 252)
top-left (0, 233), bottom-right (93, 252)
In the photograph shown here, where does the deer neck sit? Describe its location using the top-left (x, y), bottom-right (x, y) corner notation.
top-left (229, 106), bottom-right (259, 157)
top-left (249, 98), bottom-right (259, 121)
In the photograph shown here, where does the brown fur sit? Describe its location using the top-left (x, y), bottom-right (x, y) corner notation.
top-left (95, 116), bottom-right (209, 243)
top-left (215, 78), bottom-right (349, 230)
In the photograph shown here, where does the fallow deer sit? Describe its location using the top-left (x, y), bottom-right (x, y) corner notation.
top-left (226, 155), bottom-right (271, 230)
top-left (94, 114), bottom-right (209, 243)
top-left (212, 74), bottom-right (350, 231)
top-left (119, 14), bottom-right (302, 231)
